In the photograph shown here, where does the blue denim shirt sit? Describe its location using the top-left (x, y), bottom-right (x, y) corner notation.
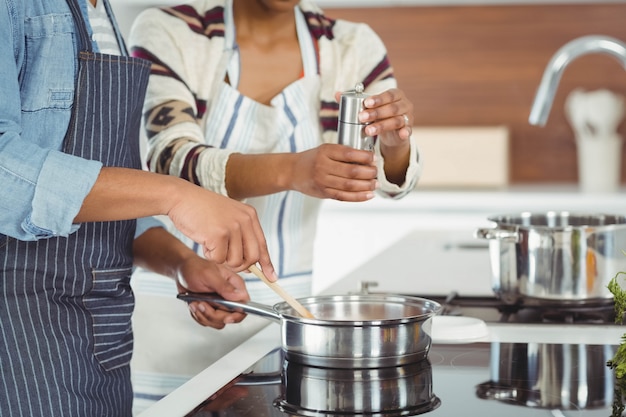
top-left (0, 0), bottom-right (159, 240)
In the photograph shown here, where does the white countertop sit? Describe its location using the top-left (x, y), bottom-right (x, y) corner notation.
top-left (321, 184), bottom-right (626, 214)
top-left (137, 184), bottom-right (626, 416)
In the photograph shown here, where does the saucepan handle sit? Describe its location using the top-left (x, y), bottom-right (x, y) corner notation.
top-left (474, 227), bottom-right (519, 243)
top-left (235, 373), bottom-right (282, 386)
top-left (177, 292), bottom-right (282, 323)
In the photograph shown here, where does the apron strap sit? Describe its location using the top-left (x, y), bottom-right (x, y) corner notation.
top-left (294, 6), bottom-right (318, 77)
top-left (102, 0), bottom-right (130, 56)
top-left (65, 0), bottom-right (94, 53)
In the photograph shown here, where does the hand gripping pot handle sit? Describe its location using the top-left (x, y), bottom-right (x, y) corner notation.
top-left (474, 227), bottom-right (519, 243)
top-left (177, 293), bottom-right (282, 323)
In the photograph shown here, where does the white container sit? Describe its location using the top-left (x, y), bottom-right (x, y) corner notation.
top-left (565, 88), bottom-right (625, 194)
top-left (576, 135), bottom-right (623, 193)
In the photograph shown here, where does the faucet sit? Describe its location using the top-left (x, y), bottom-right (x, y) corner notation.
top-left (528, 35), bottom-right (626, 126)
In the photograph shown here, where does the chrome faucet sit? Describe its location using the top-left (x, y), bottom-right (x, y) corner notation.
top-left (528, 35), bottom-right (626, 126)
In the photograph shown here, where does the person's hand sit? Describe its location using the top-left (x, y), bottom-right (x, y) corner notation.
top-left (291, 143), bottom-right (378, 202)
top-left (167, 181), bottom-right (277, 281)
top-left (334, 87), bottom-right (414, 186)
top-left (177, 255), bottom-right (250, 329)
top-left (359, 87), bottom-right (414, 146)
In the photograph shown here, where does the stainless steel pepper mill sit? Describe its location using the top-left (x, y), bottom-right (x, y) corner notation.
top-left (337, 83), bottom-right (375, 151)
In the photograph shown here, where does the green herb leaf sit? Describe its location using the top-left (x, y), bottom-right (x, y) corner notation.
top-left (609, 272), bottom-right (626, 325)
top-left (607, 270), bottom-right (626, 417)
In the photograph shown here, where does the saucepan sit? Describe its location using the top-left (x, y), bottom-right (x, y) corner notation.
top-left (475, 212), bottom-right (626, 304)
top-left (177, 293), bottom-right (442, 369)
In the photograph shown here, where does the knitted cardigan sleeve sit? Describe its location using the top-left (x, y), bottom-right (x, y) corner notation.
top-left (128, 2), bottom-right (235, 196)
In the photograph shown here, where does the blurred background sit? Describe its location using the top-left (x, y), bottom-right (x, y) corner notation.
top-left (111, 0), bottom-right (626, 186)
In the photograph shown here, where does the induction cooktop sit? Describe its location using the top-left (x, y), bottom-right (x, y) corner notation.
top-left (184, 341), bottom-right (619, 417)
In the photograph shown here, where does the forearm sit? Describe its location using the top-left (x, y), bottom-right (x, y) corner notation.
top-left (133, 226), bottom-right (194, 280)
top-left (74, 167), bottom-right (186, 223)
top-left (224, 152), bottom-right (297, 200)
top-left (143, 101), bottom-right (298, 201)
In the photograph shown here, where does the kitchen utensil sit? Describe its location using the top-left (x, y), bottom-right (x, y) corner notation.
top-left (177, 293), bottom-right (442, 369)
top-left (477, 342), bottom-right (615, 410)
top-left (276, 357), bottom-right (441, 416)
top-left (475, 211), bottom-right (626, 304)
top-left (337, 82), bottom-right (375, 151)
top-left (248, 264), bottom-right (315, 319)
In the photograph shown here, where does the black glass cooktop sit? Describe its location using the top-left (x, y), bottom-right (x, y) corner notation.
top-left (411, 293), bottom-right (618, 325)
top-left (185, 341), bottom-right (619, 417)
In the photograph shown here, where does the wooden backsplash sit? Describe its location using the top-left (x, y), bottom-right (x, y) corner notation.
top-left (326, 4), bottom-right (626, 184)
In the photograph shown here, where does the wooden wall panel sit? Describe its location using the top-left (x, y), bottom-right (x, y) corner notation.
top-left (326, 5), bottom-right (626, 184)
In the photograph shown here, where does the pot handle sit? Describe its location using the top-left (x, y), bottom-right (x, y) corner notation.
top-left (474, 227), bottom-right (519, 243)
top-left (235, 373), bottom-right (282, 386)
top-left (177, 292), bottom-right (282, 323)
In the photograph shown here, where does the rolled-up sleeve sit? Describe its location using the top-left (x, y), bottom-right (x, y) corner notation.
top-left (28, 150), bottom-right (102, 238)
top-left (0, 130), bottom-right (102, 240)
top-left (374, 133), bottom-right (421, 200)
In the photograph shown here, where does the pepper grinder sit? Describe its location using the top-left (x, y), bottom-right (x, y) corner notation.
top-left (337, 83), bottom-right (375, 151)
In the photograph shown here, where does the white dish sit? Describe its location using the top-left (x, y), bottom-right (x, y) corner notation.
top-left (431, 316), bottom-right (489, 344)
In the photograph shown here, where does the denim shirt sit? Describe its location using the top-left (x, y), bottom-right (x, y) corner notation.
top-left (0, 0), bottom-right (158, 240)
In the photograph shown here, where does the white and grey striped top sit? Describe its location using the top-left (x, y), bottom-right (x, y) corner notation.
top-left (87, 0), bottom-right (121, 55)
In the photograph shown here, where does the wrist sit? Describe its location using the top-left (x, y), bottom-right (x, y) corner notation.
top-left (379, 138), bottom-right (410, 162)
top-left (159, 174), bottom-right (195, 216)
top-left (276, 153), bottom-right (299, 191)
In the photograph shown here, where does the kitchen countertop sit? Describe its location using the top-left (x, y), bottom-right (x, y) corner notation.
top-left (321, 184), bottom-right (626, 213)
top-left (137, 184), bottom-right (626, 416)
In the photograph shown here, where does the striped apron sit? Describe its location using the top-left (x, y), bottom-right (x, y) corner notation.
top-left (200, 3), bottom-right (322, 303)
top-left (0, 1), bottom-right (150, 416)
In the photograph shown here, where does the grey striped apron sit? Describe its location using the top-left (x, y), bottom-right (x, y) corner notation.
top-left (196, 2), bottom-right (321, 303)
top-left (0, 0), bottom-right (150, 416)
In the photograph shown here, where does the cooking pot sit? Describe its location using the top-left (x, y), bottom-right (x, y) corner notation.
top-left (475, 212), bottom-right (626, 304)
top-left (476, 342), bottom-right (616, 410)
top-left (275, 358), bottom-right (441, 416)
top-left (177, 293), bottom-right (441, 369)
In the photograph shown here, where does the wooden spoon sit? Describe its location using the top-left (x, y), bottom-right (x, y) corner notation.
top-left (248, 264), bottom-right (315, 319)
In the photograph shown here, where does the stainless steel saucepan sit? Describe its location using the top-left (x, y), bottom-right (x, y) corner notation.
top-left (475, 211), bottom-right (626, 304)
top-left (177, 293), bottom-right (442, 369)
